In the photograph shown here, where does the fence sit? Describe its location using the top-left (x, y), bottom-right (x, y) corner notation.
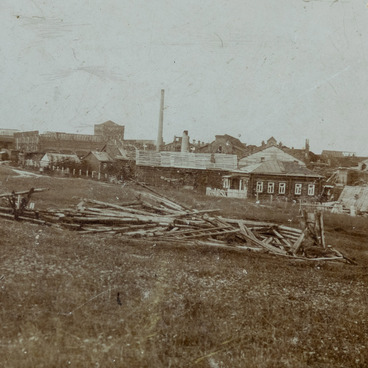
top-left (38, 165), bottom-right (124, 184)
top-left (206, 187), bottom-right (247, 199)
top-left (136, 151), bottom-right (238, 170)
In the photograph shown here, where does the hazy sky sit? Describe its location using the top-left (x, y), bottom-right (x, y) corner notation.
top-left (1, 0), bottom-right (368, 154)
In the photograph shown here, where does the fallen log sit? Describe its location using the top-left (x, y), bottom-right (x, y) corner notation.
top-left (0, 188), bottom-right (49, 198)
top-left (0, 212), bottom-right (50, 225)
top-left (293, 230), bottom-right (307, 255)
top-left (133, 181), bottom-right (190, 211)
top-left (238, 226), bottom-right (288, 256)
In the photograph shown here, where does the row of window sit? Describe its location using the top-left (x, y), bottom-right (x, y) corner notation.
top-left (256, 181), bottom-right (315, 196)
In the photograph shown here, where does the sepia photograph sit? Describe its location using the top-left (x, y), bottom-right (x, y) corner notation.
top-left (1, 1), bottom-right (368, 367)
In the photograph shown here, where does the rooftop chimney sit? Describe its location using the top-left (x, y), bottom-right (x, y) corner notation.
top-left (156, 89), bottom-right (164, 152)
top-left (181, 130), bottom-right (189, 152)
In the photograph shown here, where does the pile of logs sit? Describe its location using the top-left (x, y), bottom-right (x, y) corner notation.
top-left (0, 186), bottom-right (355, 264)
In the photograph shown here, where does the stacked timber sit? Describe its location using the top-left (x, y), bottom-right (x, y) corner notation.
top-left (0, 186), bottom-right (355, 264)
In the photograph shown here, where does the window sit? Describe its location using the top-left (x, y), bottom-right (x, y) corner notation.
top-left (267, 182), bottom-right (275, 194)
top-left (279, 183), bottom-right (286, 194)
top-left (256, 181), bottom-right (263, 193)
top-left (295, 183), bottom-right (302, 195)
top-left (308, 184), bottom-right (315, 196)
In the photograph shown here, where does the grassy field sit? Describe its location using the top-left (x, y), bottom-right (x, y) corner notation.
top-left (1, 166), bottom-right (368, 367)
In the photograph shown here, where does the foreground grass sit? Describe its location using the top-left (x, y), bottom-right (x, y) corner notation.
top-left (1, 220), bottom-right (368, 368)
top-left (1, 166), bottom-right (368, 367)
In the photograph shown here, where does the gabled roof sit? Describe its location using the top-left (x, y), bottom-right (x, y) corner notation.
top-left (239, 146), bottom-right (305, 167)
top-left (101, 142), bottom-right (129, 159)
top-left (84, 151), bottom-right (114, 162)
top-left (239, 160), bottom-right (322, 178)
top-left (196, 134), bottom-right (247, 155)
top-left (215, 134), bottom-right (248, 151)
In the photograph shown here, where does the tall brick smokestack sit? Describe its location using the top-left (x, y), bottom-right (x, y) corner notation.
top-left (156, 89), bottom-right (164, 152)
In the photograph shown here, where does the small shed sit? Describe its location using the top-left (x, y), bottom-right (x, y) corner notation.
top-left (82, 151), bottom-right (114, 173)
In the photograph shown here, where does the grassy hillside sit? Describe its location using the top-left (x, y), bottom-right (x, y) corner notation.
top-left (1, 166), bottom-right (367, 367)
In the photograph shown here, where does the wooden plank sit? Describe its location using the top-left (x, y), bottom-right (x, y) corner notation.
top-left (272, 229), bottom-right (293, 248)
top-left (262, 237), bottom-right (273, 245)
top-left (85, 199), bottom-right (155, 216)
top-left (163, 225), bottom-right (228, 237)
top-left (173, 228), bottom-right (240, 240)
top-left (293, 230), bottom-right (307, 255)
top-left (141, 202), bottom-right (186, 215)
top-left (278, 225), bottom-right (303, 234)
top-left (331, 248), bottom-right (357, 265)
top-left (133, 181), bottom-right (190, 210)
top-left (319, 212), bottom-right (326, 249)
top-left (175, 209), bottom-right (221, 217)
top-left (237, 227), bottom-right (288, 255)
top-left (221, 217), bottom-right (278, 228)
top-left (0, 212), bottom-right (50, 225)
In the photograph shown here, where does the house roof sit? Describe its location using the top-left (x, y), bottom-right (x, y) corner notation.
top-left (217, 134), bottom-right (248, 151)
top-left (239, 160), bottom-right (322, 178)
top-left (197, 134), bottom-right (247, 154)
top-left (101, 143), bottom-right (129, 159)
top-left (88, 151), bottom-right (114, 162)
top-left (239, 146), bottom-right (306, 167)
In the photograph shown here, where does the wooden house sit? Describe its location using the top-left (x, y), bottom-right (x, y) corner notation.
top-left (82, 151), bottom-right (114, 173)
top-left (39, 153), bottom-right (80, 168)
top-left (196, 134), bottom-right (248, 159)
top-left (207, 160), bottom-right (323, 200)
top-left (135, 150), bottom-right (237, 192)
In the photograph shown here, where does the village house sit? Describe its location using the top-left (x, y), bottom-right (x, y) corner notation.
top-left (40, 153), bottom-right (81, 169)
top-left (207, 160), bottom-right (323, 200)
top-left (82, 151), bottom-right (115, 173)
top-left (21, 152), bottom-right (44, 168)
top-left (239, 137), bottom-right (313, 165)
top-left (196, 134), bottom-right (249, 159)
top-left (135, 150), bottom-right (238, 192)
